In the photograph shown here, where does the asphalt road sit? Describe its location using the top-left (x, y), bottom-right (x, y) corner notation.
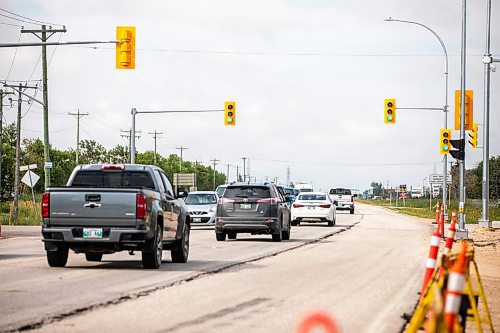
top-left (0, 203), bottom-right (430, 333)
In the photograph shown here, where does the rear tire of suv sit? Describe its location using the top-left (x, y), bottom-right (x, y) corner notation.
top-left (216, 232), bottom-right (226, 241)
top-left (227, 232), bottom-right (237, 240)
top-left (85, 253), bottom-right (103, 262)
top-left (171, 221), bottom-right (190, 263)
top-left (282, 220), bottom-right (291, 240)
top-left (142, 224), bottom-right (163, 269)
top-left (272, 220), bottom-right (282, 242)
top-left (350, 208), bottom-right (354, 214)
top-left (46, 246), bottom-right (69, 267)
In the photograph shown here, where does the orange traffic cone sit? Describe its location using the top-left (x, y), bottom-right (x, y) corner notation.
top-left (434, 202), bottom-right (441, 224)
top-left (443, 211), bottom-right (457, 256)
top-left (444, 242), bottom-right (468, 332)
top-left (439, 204), bottom-right (445, 237)
top-left (420, 226), bottom-right (442, 298)
top-left (296, 311), bottom-right (339, 333)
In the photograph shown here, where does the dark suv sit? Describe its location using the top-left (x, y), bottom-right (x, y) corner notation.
top-left (215, 183), bottom-right (291, 242)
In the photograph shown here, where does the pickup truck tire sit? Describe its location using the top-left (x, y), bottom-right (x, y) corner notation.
top-left (46, 246), bottom-right (69, 267)
top-left (216, 232), bottom-right (226, 241)
top-left (85, 253), bottom-right (103, 262)
top-left (142, 224), bottom-right (163, 269)
top-left (227, 232), bottom-right (237, 240)
top-left (350, 208), bottom-right (354, 214)
top-left (171, 222), bottom-right (190, 263)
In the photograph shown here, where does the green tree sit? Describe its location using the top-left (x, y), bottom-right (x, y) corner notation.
top-left (370, 182), bottom-right (383, 196)
top-left (79, 140), bottom-right (107, 164)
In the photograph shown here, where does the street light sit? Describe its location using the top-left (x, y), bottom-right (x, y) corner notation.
top-left (385, 17), bottom-right (450, 221)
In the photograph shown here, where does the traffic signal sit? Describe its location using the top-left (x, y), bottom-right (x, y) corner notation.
top-left (468, 122), bottom-right (478, 149)
top-left (454, 90), bottom-right (473, 130)
top-left (384, 99), bottom-right (396, 124)
top-left (440, 129), bottom-right (451, 154)
top-left (450, 139), bottom-right (465, 160)
top-left (116, 26), bottom-right (136, 69)
top-left (224, 101), bottom-right (236, 125)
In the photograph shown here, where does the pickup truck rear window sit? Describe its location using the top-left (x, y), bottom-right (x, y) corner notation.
top-left (71, 171), bottom-right (155, 189)
top-left (329, 188), bottom-right (352, 195)
top-left (224, 186), bottom-right (270, 199)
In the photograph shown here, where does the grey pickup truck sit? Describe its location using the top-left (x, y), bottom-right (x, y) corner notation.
top-left (41, 164), bottom-right (190, 269)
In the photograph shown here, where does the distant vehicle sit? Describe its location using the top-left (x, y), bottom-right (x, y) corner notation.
top-left (215, 185), bottom-right (227, 197)
top-left (184, 191), bottom-right (218, 226)
top-left (294, 182), bottom-right (313, 193)
top-left (216, 182), bottom-right (292, 242)
top-left (276, 185), bottom-right (297, 207)
top-left (411, 187), bottom-right (424, 198)
top-left (41, 164), bottom-right (190, 269)
top-left (291, 192), bottom-right (336, 227)
top-left (329, 188), bottom-right (355, 214)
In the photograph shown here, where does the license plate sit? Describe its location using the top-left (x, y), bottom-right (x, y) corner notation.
top-left (193, 217), bottom-right (202, 223)
top-left (240, 203), bottom-right (252, 210)
top-left (83, 228), bottom-right (103, 238)
top-left (308, 206), bottom-right (315, 210)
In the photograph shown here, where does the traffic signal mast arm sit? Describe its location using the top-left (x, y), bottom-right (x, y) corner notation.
top-left (0, 40), bottom-right (127, 48)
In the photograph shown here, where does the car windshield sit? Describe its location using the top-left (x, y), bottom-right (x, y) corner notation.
top-left (298, 194), bottom-right (326, 201)
top-left (299, 188), bottom-right (313, 193)
top-left (283, 188), bottom-right (294, 195)
top-left (216, 186), bottom-right (226, 197)
top-left (329, 188), bottom-right (352, 195)
top-left (185, 194), bottom-right (217, 205)
top-left (71, 171), bottom-right (155, 189)
top-left (224, 186), bottom-right (270, 199)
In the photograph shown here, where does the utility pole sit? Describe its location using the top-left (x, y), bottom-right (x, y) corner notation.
top-left (226, 164), bottom-right (232, 184)
top-left (68, 109), bottom-right (88, 165)
top-left (0, 89), bottom-right (14, 194)
top-left (236, 165), bottom-right (240, 182)
top-left (121, 129), bottom-right (141, 163)
top-left (242, 157), bottom-right (247, 182)
top-left (149, 130), bottom-right (163, 165)
top-left (194, 160), bottom-right (201, 188)
top-left (176, 146), bottom-right (188, 172)
top-left (21, 25), bottom-right (67, 189)
top-left (211, 158), bottom-right (220, 190)
top-left (10, 84), bottom-right (37, 223)
top-left (286, 166), bottom-right (291, 185)
top-left (456, 0), bottom-right (468, 238)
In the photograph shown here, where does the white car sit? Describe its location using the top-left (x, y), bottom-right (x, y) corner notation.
top-left (291, 192), bottom-right (336, 226)
top-left (184, 191), bottom-right (218, 226)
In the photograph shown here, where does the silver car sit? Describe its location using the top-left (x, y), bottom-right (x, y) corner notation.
top-left (185, 191), bottom-right (218, 226)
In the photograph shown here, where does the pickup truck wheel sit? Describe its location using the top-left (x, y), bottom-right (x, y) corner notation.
top-left (46, 246), bottom-right (69, 267)
top-left (171, 222), bottom-right (190, 263)
top-left (350, 208), bottom-right (354, 214)
top-left (85, 253), bottom-right (103, 262)
top-left (216, 232), bottom-right (226, 241)
top-left (227, 232), bottom-right (237, 240)
top-left (142, 224), bottom-right (163, 269)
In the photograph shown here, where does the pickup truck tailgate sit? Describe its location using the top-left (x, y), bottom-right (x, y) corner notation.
top-left (48, 189), bottom-right (137, 227)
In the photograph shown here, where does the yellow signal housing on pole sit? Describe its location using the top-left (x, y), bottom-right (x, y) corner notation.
top-left (384, 99), bottom-right (396, 124)
top-left (116, 26), bottom-right (136, 69)
top-left (454, 90), bottom-right (473, 130)
top-left (468, 122), bottom-right (478, 149)
top-left (440, 129), bottom-right (452, 154)
top-left (224, 101), bottom-right (236, 126)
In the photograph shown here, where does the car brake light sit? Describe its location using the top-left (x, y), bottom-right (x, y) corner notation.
top-left (219, 198), bottom-right (235, 204)
top-left (101, 164), bottom-right (125, 170)
top-left (136, 194), bottom-right (146, 219)
top-left (319, 204), bottom-right (331, 208)
top-left (292, 203), bottom-right (304, 208)
top-left (257, 198), bottom-right (278, 205)
top-left (41, 192), bottom-right (50, 218)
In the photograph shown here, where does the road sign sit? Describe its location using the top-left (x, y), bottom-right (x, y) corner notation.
top-left (429, 174), bottom-right (452, 184)
top-left (173, 173), bottom-right (196, 186)
top-left (399, 184), bottom-right (407, 193)
top-left (20, 164), bottom-right (37, 172)
top-left (21, 170), bottom-right (40, 188)
top-left (44, 162), bottom-right (53, 169)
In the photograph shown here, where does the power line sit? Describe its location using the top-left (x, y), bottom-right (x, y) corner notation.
top-left (5, 32), bottom-right (21, 81)
top-left (0, 8), bottom-right (64, 27)
top-left (249, 157), bottom-right (442, 167)
top-left (0, 21), bottom-right (23, 27)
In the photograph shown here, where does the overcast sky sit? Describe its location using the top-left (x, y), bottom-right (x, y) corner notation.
top-left (1, 0), bottom-right (499, 191)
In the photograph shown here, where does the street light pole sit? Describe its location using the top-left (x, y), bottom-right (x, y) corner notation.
top-left (385, 17), bottom-right (449, 221)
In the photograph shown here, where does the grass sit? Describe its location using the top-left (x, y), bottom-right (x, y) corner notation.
top-left (361, 197), bottom-right (500, 224)
top-left (1, 194), bottom-right (42, 226)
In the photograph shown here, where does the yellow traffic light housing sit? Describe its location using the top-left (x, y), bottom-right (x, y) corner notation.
top-left (468, 122), bottom-right (478, 149)
top-left (440, 129), bottom-right (452, 154)
top-left (454, 90), bottom-right (473, 130)
top-left (384, 99), bottom-right (396, 124)
top-left (116, 26), bottom-right (136, 69)
top-left (224, 101), bottom-right (236, 126)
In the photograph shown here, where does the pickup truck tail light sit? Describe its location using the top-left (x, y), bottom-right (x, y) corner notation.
top-left (136, 194), bottom-right (146, 219)
top-left (41, 192), bottom-right (50, 218)
top-left (218, 198), bottom-right (234, 204)
top-left (292, 203), bottom-right (304, 208)
top-left (319, 204), bottom-right (331, 208)
top-left (257, 198), bottom-right (278, 205)
top-left (100, 164), bottom-right (125, 171)
top-left (351, 196), bottom-right (354, 202)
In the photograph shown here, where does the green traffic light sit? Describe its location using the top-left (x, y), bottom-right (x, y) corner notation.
top-left (227, 117), bottom-right (233, 123)
top-left (443, 145), bottom-right (449, 151)
top-left (387, 115), bottom-right (393, 121)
